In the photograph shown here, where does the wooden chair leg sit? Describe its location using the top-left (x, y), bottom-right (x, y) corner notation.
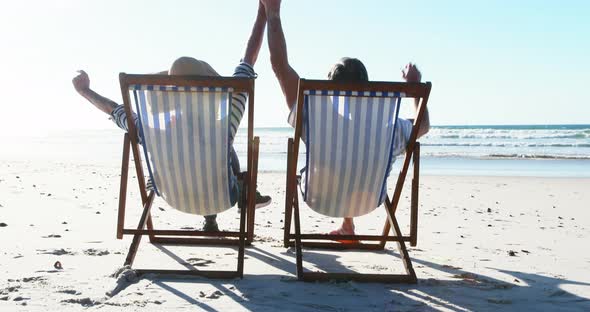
top-left (378, 218), bottom-right (391, 250)
top-left (293, 195), bottom-right (304, 279)
top-left (127, 131), bottom-right (156, 243)
top-left (379, 195), bottom-right (395, 249)
top-left (237, 184), bottom-right (248, 277)
top-left (243, 176), bottom-right (252, 244)
top-left (145, 215), bottom-right (156, 243)
top-left (384, 198), bottom-right (417, 282)
top-left (410, 142), bottom-right (420, 247)
top-left (392, 218), bottom-right (417, 282)
top-left (284, 196), bottom-right (294, 248)
top-left (124, 191), bottom-right (155, 267)
top-left (117, 134), bottom-right (131, 239)
top-left (246, 137), bottom-right (260, 244)
top-left (284, 138), bottom-right (294, 247)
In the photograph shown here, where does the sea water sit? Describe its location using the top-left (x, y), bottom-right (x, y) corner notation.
top-left (232, 125), bottom-right (590, 177)
top-left (3, 125), bottom-right (589, 177)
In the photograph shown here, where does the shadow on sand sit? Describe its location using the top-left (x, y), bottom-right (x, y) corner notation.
top-left (106, 243), bottom-right (590, 311)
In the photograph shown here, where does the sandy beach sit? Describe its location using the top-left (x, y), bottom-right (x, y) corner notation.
top-left (2, 0), bottom-right (590, 309)
top-left (1, 156), bottom-right (589, 311)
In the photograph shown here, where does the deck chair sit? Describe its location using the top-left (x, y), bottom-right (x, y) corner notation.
top-left (116, 74), bottom-right (260, 279)
top-left (283, 79), bottom-right (431, 283)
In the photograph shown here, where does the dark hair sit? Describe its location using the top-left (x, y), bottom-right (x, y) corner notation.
top-left (327, 57), bottom-right (368, 82)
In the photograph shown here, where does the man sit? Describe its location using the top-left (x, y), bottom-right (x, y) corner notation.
top-left (259, 0), bottom-right (430, 239)
top-left (72, 2), bottom-right (271, 232)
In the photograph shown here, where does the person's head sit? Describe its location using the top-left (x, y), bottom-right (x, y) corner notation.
top-left (168, 56), bottom-right (220, 76)
top-left (327, 57), bottom-right (368, 82)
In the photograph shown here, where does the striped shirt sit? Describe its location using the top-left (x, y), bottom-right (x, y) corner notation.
top-left (110, 61), bottom-right (256, 146)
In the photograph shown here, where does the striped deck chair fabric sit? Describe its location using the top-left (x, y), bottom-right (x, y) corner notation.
top-left (130, 85), bottom-right (236, 216)
top-left (301, 90), bottom-right (407, 218)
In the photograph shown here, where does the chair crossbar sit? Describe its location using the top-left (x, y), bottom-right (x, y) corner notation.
top-left (121, 229), bottom-right (244, 237)
top-left (303, 90), bottom-right (405, 97)
top-left (135, 269), bottom-right (241, 279)
top-left (285, 233), bottom-right (412, 242)
top-left (129, 85), bottom-right (234, 92)
top-left (301, 272), bottom-right (417, 283)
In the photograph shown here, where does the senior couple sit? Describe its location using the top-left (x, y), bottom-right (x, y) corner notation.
top-left (72, 0), bottom-right (430, 238)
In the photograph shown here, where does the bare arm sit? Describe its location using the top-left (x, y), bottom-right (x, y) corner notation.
top-left (72, 70), bottom-right (118, 115)
top-left (413, 97), bottom-right (430, 138)
top-left (261, 0), bottom-right (300, 109)
top-left (403, 63), bottom-right (430, 138)
top-left (228, 3), bottom-right (269, 144)
top-left (241, 2), bottom-right (267, 66)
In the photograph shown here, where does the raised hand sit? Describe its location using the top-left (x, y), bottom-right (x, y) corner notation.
top-left (72, 70), bottom-right (90, 93)
top-left (260, 0), bottom-right (281, 13)
top-left (402, 63), bottom-right (421, 83)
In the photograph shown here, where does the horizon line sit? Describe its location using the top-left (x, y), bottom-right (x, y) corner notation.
top-left (240, 123), bottom-right (590, 129)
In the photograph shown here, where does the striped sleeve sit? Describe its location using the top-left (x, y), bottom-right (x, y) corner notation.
top-left (391, 118), bottom-right (413, 156)
top-left (110, 104), bottom-right (143, 145)
top-left (229, 61), bottom-right (256, 143)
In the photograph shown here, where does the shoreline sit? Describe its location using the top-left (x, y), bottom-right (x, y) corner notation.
top-left (252, 156), bottom-right (590, 178)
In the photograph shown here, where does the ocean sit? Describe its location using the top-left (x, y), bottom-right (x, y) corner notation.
top-left (3, 125), bottom-right (589, 178)
top-left (232, 125), bottom-right (590, 177)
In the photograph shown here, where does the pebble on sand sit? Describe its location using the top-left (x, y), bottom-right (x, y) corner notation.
top-left (508, 250), bottom-right (518, 257)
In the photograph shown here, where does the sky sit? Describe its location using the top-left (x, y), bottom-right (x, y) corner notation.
top-left (0, 0), bottom-right (589, 134)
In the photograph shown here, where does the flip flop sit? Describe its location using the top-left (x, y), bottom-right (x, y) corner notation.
top-left (328, 228), bottom-right (360, 244)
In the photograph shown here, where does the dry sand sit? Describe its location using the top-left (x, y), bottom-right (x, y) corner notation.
top-left (1, 159), bottom-right (589, 311)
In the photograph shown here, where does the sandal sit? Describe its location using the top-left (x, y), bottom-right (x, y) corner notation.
top-left (328, 228), bottom-right (360, 244)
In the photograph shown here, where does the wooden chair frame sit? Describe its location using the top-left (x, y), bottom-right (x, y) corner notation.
top-left (283, 79), bottom-right (431, 283)
top-left (116, 74), bottom-right (260, 279)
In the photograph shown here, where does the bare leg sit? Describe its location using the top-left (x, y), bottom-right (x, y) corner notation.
top-left (329, 218), bottom-right (358, 244)
top-left (331, 217), bottom-right (355, 235)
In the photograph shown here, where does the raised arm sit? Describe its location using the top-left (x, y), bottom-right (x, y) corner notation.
top-left (228, 2), bottom-right (271, 143)
top-left (72, 70), bottom-right (119, 115)
top-left (73, 70), bottom-right (143, 143)
top-left (241, 2), bottom-right (267, 66)
top-left (72, 70), bottom-right (120, 116)
top-left (402, 63), bottom-right (430, 138)
top-left (261, 0), bottom-right (300, 109)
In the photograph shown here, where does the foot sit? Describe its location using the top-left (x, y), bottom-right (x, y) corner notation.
top-left (328, 226), bottom-right (359, 244)
top-left (255, 191), bottom-right (272, 209)
top-left (202, 219), bottom-right (219, 232)
top-left (238, 190), bottom-right (272, 211)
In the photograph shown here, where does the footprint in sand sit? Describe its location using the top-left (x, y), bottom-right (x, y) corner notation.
top-left (38, 248), bottom-right (75, 256)
top-left (199, 290), bottom-right (224, 299)
top-left (83, 249), bottom-right (110, 256)
top-left (21, 276), bottom-right (47, 283)
top-left (61, 297), bottom-right (102, 307)
top-left (56, 289), bottom-right (81, 295)
top-left (0, 285), bottom-right (21, 298)
top-left (185, 257), bottom-right (215, 267)
top-left (42, 234), bottom-right (62, 238)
